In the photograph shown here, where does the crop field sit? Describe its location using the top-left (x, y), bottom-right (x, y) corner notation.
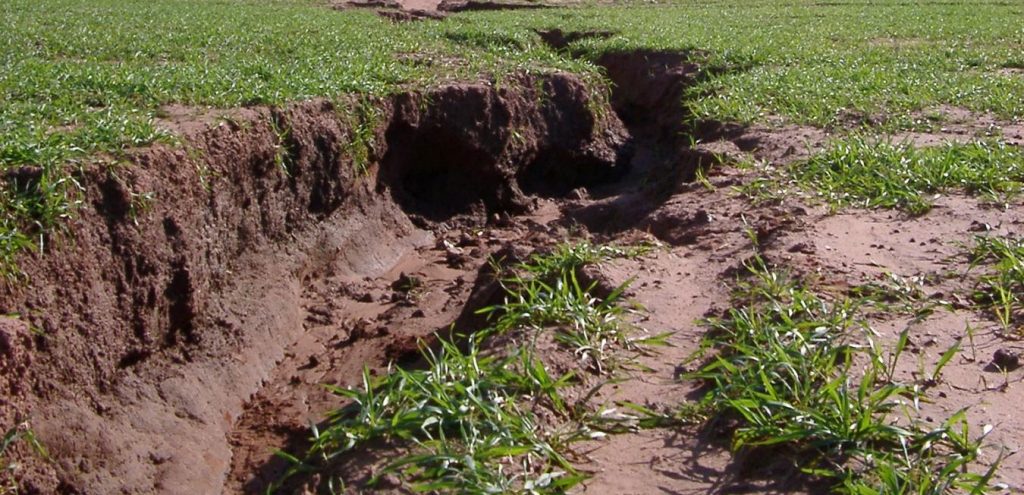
top-left (1, 0), bottom-right (1023, 493)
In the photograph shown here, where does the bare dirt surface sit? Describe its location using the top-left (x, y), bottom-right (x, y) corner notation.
top-left (898, 105), bottom-right (1024, 147)
top-left (3, 44), bottom-right (1023, 495)
top-left (565, 178), bottom-right (1024, 494)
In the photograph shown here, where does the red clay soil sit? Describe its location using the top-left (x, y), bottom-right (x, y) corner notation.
top-left (226, 51), bottom-right (1024, 495)
top-left (0, 72), bottom-right (627, 494)
top-left (3, 45), bottom-right (1024, 495)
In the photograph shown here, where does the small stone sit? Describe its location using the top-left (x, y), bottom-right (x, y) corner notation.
top-left (992, 348), bottom-right (1021, 371)
top-left (787, 242), bottom-right (815, 254)
top-left (445, 248), bottom-right (468, 267)
top-left (391, 272), bottom-right (421, 292)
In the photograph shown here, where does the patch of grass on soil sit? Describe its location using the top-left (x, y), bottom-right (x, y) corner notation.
top-left (0, 0), bottom-right (590, 277)
top-left (482, 241), bottom-right (651, 372)
top-left (782, 137), bottom-right (1024, 214)
top-left (274, 242), bottom-right (649, 492)
top-left (850, 272), bottom-right (938, 317)
top-left (4, 0), bottom-right (1024, 274)
top-left (304, 338), bottom-right (585, 493)
top-left (969, 235), bottom-right (1024, 333)
top-left (491, 0), bottom-right (1024, 127)
top-left (686, 256), bottom-right (1000, 493)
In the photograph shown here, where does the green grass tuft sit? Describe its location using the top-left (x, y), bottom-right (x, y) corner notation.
top-left (292, 338), bottom-right (583, 493)
top-left (850, 272), bottom-right (939, 317)
top-left (968, 235), bottom-right (1024, 333)
top-left (686, 256), bottom-right (1000, 493)
top-left (274, 241), bottom-right (648, 492)
top-left (792, 137), bottom-right (1024, 214)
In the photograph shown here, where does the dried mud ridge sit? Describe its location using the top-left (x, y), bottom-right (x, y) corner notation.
top-left (0, 47), bottom-right (737, 494)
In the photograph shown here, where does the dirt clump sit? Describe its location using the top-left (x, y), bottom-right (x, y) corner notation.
top-left (536, 29), bottom-right (615, 52)
top-left (0, 318), bottom-right (33, 400)
top-left (338, 0), bottom-right (400, 9)
top-left (376, 8), bottom-right (446, 21)
top-left (993, 348), bottom-right (1021, 371)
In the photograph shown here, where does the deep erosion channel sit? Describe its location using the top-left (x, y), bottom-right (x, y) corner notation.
top-left (0, 51), bottom-right (701, 493)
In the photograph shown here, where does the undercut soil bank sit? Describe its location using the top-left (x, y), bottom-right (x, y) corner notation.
top-left (0, 71), bottom-right (636, 494)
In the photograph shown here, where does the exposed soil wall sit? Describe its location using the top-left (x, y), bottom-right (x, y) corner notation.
top-left (596, 50), bottom-right (701, 142)
top-left (0, 72), bottom-right (628, 494)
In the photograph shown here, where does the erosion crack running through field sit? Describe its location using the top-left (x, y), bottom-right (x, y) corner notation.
top-left (0, 50), bottom-right (708, 494)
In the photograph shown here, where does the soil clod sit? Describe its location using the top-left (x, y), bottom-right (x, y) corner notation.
top-left (993, 348), bottom-right (1021, 371)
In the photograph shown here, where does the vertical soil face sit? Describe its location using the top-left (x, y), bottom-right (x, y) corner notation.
top-left (380, 75), bottom-right (626, 218)
top-left (596, 50), bottom-right (701, 142)
top-left (0, 72), bottom-right (631, 494)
